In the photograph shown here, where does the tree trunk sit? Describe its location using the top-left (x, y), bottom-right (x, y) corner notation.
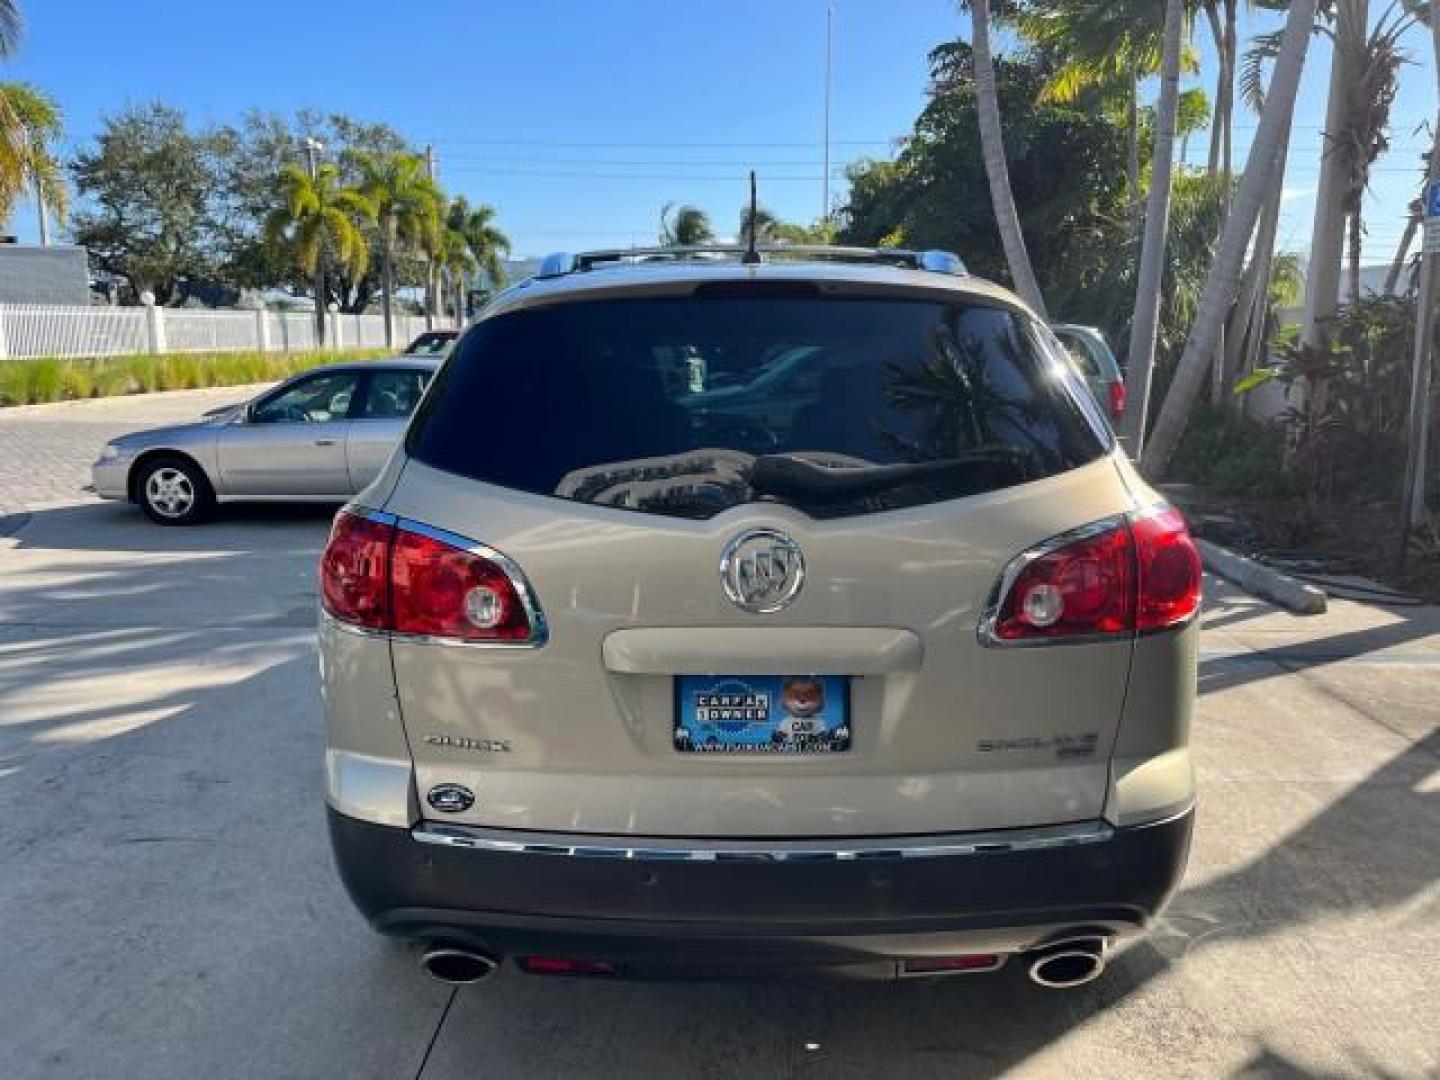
top-left (313, 263), bottom-right (327, 347)
top-left (1385, 209), bottom-right (1420, 295)
top-left (382, 218), bottom-right (396, 350)
top-left (425, 261), bottom-right (436, 332)
top-left (1143, 0), bottom-right (1319, 477)
top-left (970, 0), bottom-right (1048, 316)
top-left (1399, 8), bottom-right (1440, 531)
top-left (1301, 0), bottom-right (1367, 357)
top-left (1347, 206), bottom-right (1364, 309)
top-left (1222, 0), bottom-right (1237, 188)
top-left (1121, 0), bottom-right (1185, 456)
top-left (1127, 70), bottom-right (1142, 238)
top-left (1205, 2), bottom-right (1225, 175)
top-left (1226, 118), bottom-right (1292, 410)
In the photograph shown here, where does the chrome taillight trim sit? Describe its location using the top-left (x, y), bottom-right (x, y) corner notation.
top-left (410, 819), bottom-right (1114, 863)
top-left (323, 506), bottom-right (550, 649)
top-left (976, 513), bottom-right (1132, 649)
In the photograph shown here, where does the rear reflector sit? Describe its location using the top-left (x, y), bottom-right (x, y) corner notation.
top-left (984, 505), bottom-right (1200, 645)
top-left (320, 510), bottom-right (542, 644)
top-left (901, 954), bottom-right (1002, 975)
top-left (1107, 380), bottom-right (1127, 422)
top-left (518, 956), bottom-right (617, 977)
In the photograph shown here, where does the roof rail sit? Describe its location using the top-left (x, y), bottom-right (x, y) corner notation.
top-left (534, 245), bottom-right (966, 279)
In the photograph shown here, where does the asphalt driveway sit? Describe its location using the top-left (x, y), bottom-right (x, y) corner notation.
top-left (0, 392), bottom-right (1435, 1078)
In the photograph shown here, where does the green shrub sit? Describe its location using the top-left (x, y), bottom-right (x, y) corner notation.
top-left (27, 358), bottom-right (63, 403)
top-left (93, 366), bottom-right (135, 398)
top-left (1171, 405), bottom-right (1298, 498)
top-left (0, 349), bottom-right (393, 408)
top-left (59, 364), bottom-right (93, 400)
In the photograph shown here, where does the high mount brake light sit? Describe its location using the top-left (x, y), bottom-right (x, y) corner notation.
top-left (320, 511), bottom-right (542, 644)
top-left (982, 506), bottom-right (1200, 645)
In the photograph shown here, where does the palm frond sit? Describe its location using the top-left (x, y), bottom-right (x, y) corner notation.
top-left (1239, 29), bottom-right (1284, 112)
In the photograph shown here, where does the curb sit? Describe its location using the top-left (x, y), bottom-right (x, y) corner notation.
top-left (1196, 538), bottom-right (1328, 616)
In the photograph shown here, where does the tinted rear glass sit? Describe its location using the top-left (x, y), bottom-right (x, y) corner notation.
top-left (408, 295), bottom-right (1107, 520)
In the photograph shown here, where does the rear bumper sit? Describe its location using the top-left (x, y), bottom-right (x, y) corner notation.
top-left (328, 805), bottom-right (1192, 975)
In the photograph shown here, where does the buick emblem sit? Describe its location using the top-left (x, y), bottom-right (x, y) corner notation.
top-left (719, 529), bottom-right (805, 613)
top-left (426, 783), bottom-right (475, 813)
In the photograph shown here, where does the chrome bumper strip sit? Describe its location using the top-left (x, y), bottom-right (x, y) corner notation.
top-left (410, 819), bottom-right (1114, 863)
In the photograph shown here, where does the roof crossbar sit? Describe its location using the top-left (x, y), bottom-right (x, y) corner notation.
top-left (536, 246), bottom-right (965, 279)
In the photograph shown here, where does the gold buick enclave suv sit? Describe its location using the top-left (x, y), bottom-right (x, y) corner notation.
top-left (318, 246), bottom-right (1199, 987)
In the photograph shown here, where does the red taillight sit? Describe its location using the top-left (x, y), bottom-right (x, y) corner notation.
top-left (988, 507), bottom-right (1200, 644)
top-left (320, 512), bottom-right (392, 630)
top-left (993, 523), bottom-right (1134, 642)
top-left (1131, 508), bottom-right (1202, 632)
top-left (391, 527), bottom-right (533, 641)
top-left (320, 511), bottom-right (538, 643)
top-left (1107, 380), bottom-right (1127, 422)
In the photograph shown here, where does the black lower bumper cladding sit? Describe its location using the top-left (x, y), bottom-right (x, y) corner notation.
top-left (328, 806), bottom-right (1192, 974)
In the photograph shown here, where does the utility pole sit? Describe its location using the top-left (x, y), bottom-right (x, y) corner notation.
top-left (1399, 6), bottom-right (1440, 559)
top-left (425, 143), bottom-right (436, 181)
top-left (822, 1), bottom-right (834, 224)
top-left (303, 138), bottom-right (326, 346)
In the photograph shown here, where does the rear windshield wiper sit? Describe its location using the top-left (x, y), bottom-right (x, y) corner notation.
top-left (748, 450), bottom-right (1029, 502)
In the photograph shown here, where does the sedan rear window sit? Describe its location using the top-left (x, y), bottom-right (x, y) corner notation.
top-left (407, 295), bottom-right (1108, 520)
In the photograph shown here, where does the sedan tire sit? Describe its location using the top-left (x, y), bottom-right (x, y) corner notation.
top-left (136, 456), bottom-right (214, 526)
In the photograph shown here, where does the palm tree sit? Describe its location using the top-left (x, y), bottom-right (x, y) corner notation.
top-left (1298, 1), bottom-right (1375, 356)
top-left (0, 1), bottom-right (20, 57)
top-left (439, 227), bottom-right (477, 324)
top-left (1012, 0), bottom-right (1198, 228)
top-left (1121, 0), bottom-right (1186, 453)
top-left (659, 203), bottom-right (715, 246)
top-left (739, 204), bottom-right (829, 246)
top-left (1341, 4), bottom-right (1414, 308)
top-left (263, 162), bottom-right (374, 345)
top-left (0, 83), bottom-right (65, 240)
top-left (350, 151), bottom-right (444, 347)
top-left (962, 0), bottom-right (1047, 315)
top-left (1144, 0), bottom-right (1320, 476)
top-left (447, 197), bottom-right (509, 289)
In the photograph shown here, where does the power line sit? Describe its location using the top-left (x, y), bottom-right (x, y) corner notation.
top-left (424, 137), bottom-right (895, 149)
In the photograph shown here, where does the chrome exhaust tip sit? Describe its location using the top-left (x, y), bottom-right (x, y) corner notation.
top-left (420, 944), bottom-right (499, 985)
top-left (1026, 938), bottom-right (1107, 989)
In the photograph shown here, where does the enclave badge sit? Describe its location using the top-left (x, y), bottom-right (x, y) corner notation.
top-left (426, 783), bottom-right (475, 813)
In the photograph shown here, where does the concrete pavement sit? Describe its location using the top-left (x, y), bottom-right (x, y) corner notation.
top-left (0, 391), bottom-right (1435, 1078)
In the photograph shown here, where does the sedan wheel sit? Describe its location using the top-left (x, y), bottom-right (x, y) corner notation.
top-left (137, 458), bottom-right (212, 525)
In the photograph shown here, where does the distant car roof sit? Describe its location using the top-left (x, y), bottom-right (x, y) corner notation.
top-left (301, 356), bottom-right (443, 376)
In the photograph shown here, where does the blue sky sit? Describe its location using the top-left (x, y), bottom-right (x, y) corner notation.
top-left (3, 0), bottom-right (1434, 265)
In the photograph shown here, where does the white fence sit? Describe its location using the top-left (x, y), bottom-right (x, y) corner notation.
top-left (0, 303), bottom-right (448, 359)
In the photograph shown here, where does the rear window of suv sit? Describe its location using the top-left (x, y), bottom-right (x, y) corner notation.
top-left (407, 294), bottom-right (1109, 520)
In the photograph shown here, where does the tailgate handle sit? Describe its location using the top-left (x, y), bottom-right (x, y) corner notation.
top-left (602, 627), bottom-right (923, 675)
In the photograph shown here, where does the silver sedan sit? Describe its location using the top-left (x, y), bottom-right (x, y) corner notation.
top-left (92, 358), bottom-right (441, 525)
